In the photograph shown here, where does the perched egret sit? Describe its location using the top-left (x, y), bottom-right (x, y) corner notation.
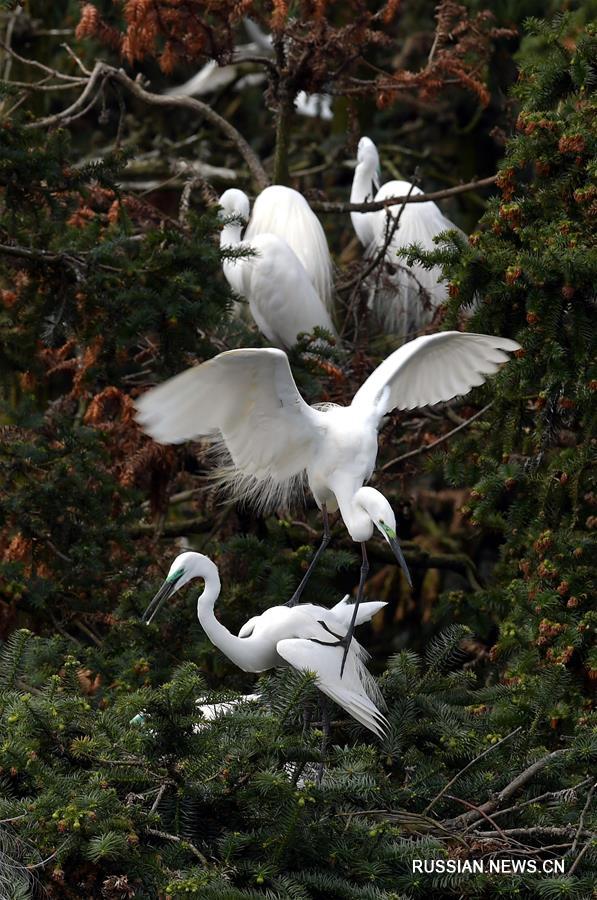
top-left (244, 185), bottom-right (334, 311)
top-left (136, 331), bottom-right (520, 672)
top-left (142, 552), bottom-right (388, 737)
top-left (351, 136), bottom-right (462, 339)
top-left (219, 188), bottom-right (337, 349)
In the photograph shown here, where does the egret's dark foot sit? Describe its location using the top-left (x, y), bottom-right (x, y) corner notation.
top-left (339, 544), bottom-right (369, 678)
top-left (339, 631), bottom-right (354, 678)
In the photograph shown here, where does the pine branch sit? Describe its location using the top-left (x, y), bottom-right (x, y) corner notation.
top-left (143, 827), bottom-right (209, 866)
top-left (424, 727), bottom-right (522, 814)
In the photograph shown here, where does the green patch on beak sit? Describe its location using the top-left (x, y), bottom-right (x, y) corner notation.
top-left (379, 522), bottom-right (397, 541)
top-left (166, 567), bottom-right (185, 583)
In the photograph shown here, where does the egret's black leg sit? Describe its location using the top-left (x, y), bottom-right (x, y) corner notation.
top-left (317, 696), bottom-right (331, 785)
top-left (340, 543), bottom-right (369, 678)
top-left (286, 504), bottom-right (330, 607)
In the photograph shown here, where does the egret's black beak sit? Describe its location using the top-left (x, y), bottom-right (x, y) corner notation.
top-left (380, 523), bottom-right (412, 588)
top-left (141, 576), bottom-right (180, 625)
top-left (388, 533), bottom-right (413, 588)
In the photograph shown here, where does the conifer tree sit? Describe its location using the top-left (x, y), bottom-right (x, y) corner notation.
top-left (0, 7), bottom-right (595, 899)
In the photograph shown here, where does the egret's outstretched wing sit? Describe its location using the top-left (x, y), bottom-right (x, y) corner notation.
top-left (276, 637), bottom-right (388, 738)
top-left (351, 331), bottom-right (520, 419)
top-left (136, 349), bottom-right (321, 485)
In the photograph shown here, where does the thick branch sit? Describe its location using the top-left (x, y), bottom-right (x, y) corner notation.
top-left (311, 175), bottom-right (498, 213)
top-left (24, 61), bottom-right (269, 191)
top-left (0, 243), bottom-right (65, 263)
top-left (448, 749), bottom-right (571, 829)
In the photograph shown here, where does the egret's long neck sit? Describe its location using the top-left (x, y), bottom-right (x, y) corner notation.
top-left (351, 161), bottom-right (378, 248)
top-left (351, 160), bottom-right (377, 206)
top-left (330, 479), bottom-right (374, 544)
top-left (195, 562), bottom-right (259, 672)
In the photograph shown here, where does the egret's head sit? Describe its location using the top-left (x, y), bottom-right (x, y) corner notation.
top-left (355, 487), bottom-right (412, 587)
top-left (219, 189), bottom-right (250, 225)
top-left (141, 551), bottom-right (206, 624)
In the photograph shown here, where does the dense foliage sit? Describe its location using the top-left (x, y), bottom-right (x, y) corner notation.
top-left (0, 4), bottom-right (595, 899)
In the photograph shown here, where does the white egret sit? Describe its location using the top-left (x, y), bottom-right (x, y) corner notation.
top-left (351, 136), bottom-right (462, 339)
top-left (136, 331), bottom-right (520, 672)
top-left (142, 552), bottom-right (388, 737)
top-left (244, 185), bottom-right (334, 312)
top-left (219, 188), bottom-right (336, 350)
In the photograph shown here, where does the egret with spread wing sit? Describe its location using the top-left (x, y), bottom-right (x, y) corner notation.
top-left (136, 331), bottom-right (520, 674)
top-left (219, 189), bottom-right (337, 350)
top-left (351, 136), bottom-right (462, 339)
top-left (142, 551), bottom-right (388, 738)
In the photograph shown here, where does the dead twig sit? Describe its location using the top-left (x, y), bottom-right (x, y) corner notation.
top-left (568, 780), bottom-right (596, 858)
top-left (379, 403), bottom-right (494, 473)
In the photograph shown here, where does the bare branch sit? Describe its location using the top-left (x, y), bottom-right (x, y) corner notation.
top-left (379, 403), bottom-right (494, 473)
top-left (23, 59), bottom-right (268, 191)
top-left (61, 41), bottom-right (92, 76)
top-left (311, 175), bottom-right (498, 213)
top-left (568, 780), bottom-right (596, 859)
top-left (0, 40), bottom-right (88, 81)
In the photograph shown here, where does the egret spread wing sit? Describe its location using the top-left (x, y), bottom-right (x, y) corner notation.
top-left (136, 349), bottom-right (321, 490)
top-left (351, 331), bottom-right (521, 418)
top-left (276, 637), bottom-right (388, 738)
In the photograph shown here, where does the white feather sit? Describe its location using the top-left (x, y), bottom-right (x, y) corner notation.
top-left (276, 638), bottom-right (387, 737)
top-left (220, 189), bottom-right (336, 349)
top-left (245, 185), bottom-right (333, 311)
top-left (136, 348), bottom-right (322, 509)
top-left (352, 331), bottom-right (521, 418)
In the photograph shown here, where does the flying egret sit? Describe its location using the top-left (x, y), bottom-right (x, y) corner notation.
top-left (219, 188), bottom-right (337, 350)
top-left (244, 185), bottom-right (334, 312)
top-left (142, 551), bottom-right (388, 738)
top-left (350, 136), bottom-right (462, 339)
top-left (136, 331), bottom-right (520, 672)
